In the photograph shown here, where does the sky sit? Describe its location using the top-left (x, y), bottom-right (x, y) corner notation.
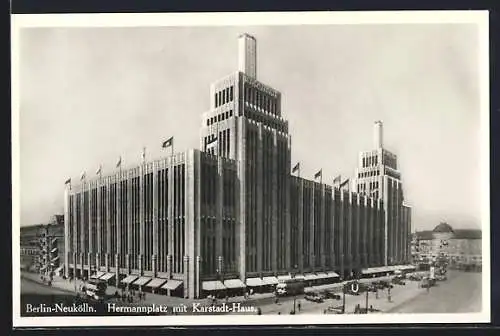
top-left (17, 23), bottom-right (483, 231)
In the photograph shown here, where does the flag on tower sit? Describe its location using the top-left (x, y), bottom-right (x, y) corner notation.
top-left (207, 136), bottom-right (218, 150)
top-left (80, 171), bottom-right (86, 181)
top-left (64, 178), bottom-right (71, 185)
top-left (314, 169), bottom-right (322, 180)
top-left (96, 164), bottom-right (102, 176)
top-left (292, 162), bottom-right (300, 174)
top-left (142, 147), bottom-right (146, 163)
top-left (162, 136), bottom-right (174, 148)
top-left (116, 156), bottom-right (122, 168)
top-left (340, 178), bottom-right (350, 189)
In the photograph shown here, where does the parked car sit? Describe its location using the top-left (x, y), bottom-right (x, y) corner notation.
top-left (436, 274), bottom-right (447, 281)
top-left (324, 305), bottom-right (344, 314)
top-left (305, 292), bottom-right (324, 303)
top-left (392, 277), bottom-right (406, 285)
top-left (322, 291), bottom-right (342, 300)
top-left (408, 274), bottom-right (423, 281)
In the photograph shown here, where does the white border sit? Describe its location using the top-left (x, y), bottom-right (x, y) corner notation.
top-left (11, 11), bottom-right (490, 327)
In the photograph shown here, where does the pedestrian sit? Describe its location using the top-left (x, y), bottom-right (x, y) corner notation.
top-left (298, 302), bottom-right (301, 312)
top-left (278, 312), bottom-right (281, 315)
top-left (370, 305), bottom-right (373, 312)
top-left (143, 292), bottom-right (146, 300)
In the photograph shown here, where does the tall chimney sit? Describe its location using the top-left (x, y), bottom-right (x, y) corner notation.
top-left (374, 120), bottom-right (383, 148)
top-left (238, 33), bottom-right (257, 79)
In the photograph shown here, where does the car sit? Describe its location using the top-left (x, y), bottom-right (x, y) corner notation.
top-left (408, 274), bottom-right (422, 281)
top-left (324, 305), bottom-right (345, 314)
top-left (322, 291), bottom-right (342, 300)
top-left (305, 292), bottom-right (324, 303)
top-left (392, 278), bottom-right (406, 285)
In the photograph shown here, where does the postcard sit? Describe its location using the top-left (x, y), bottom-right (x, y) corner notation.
top-left (11, 10), bottom-right (490, 327)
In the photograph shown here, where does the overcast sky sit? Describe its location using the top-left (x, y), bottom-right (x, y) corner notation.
top-left (18, 24), bottom-right (482, 231)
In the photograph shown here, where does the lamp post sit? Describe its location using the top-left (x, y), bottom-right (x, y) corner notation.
top-left (365, 287), bottom-right (369, 313)
top-left (341, 278), bottom-right (346, 314)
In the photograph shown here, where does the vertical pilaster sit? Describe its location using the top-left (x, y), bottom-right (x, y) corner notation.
top-left (127, 171), bottom-right (132, 273)
top-left (339, 191), bottom-right (344, 279)
top-left (309, 183), bottom-right (315, 271)
top-left (106, 178), bottom-right (111, 271)
top-left (64, 186), bottom-right (70, 278)
top-left (97, 177), bottom-right (101, 270)
top-left (139, 165), bottom-right (144, 274)
top-left (80, 182), bottom-right (85, 275)
top-left (237, 118), bottom-right (246, 278)
top-left (73, 191), bottom-right (77, 276)
top-left (216, 156), bottom-right (223, 262)
top-left (298, 179), bottom-right (304, 272)
top-left (88, 180), bottom-right (93, 276)
top-left (320, 184), bottom-right (326, 271)
top-left (271, 130), bottom-right (278, 271)
top-left (153, 161), bottom-right (158, 276)
top-left (168, 155), bottom-right (174, 277)
top-left (256, 124), bottom-right (263, 273)
top-left (285, 136), bottom-right (291, 271)
top-left (186, 150), bottom-right (197, 299)
top-left (116, 173), bottom-right (121, 273)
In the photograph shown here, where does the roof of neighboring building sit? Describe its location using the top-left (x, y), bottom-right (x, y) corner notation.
top-left (433, 222), bottom-right (454, 233)
top-left (415, 228), bottom-right (481, 240)
top-left (452, 229), bottom-right (482, 240)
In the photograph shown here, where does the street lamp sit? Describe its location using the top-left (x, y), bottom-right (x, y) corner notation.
top-left (341, 278), bottom-right (346, 314)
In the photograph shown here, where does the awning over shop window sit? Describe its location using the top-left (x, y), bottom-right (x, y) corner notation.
top-left (224, 279), bottom-right (246, 289)
top-left (133, 276), bottom-right (152, 286)
top-left (262, 276), bottom-right (278, 285)
top-left (361, 266), bottom-right (392, 275)
top-left (162, 279), bottom-right (183, 291)
top-left (246, 278), bottom-right (264, 287)
top-left (145, 278), bottom-right (168, 288)
top-left (99, 273), bottom-right (115, 281)
top-left (90, 271), bottom-right (105, 279)
top-left (202, 280), bottom-right (226, 291)
top-left (277, 274), bottom-right (292, 281)
top-left (326, 271), bottom-right (340, 278)
top-left (121, 275), bottom-right (138, 284)
top-left (294, 274), bottom-right (305, 280)
top-left (315, 272), bottom-right (329, 280)
top-left (304, 273), bottom-right (319, 281)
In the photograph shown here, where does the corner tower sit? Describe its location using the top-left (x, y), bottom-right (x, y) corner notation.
top-left (199, 34), bottom-right (292, 282)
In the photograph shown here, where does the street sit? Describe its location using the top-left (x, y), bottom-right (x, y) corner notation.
top-left (388, 270), bottom-right (482, 313)
top-left (19, 270), bottom-right (482, 316)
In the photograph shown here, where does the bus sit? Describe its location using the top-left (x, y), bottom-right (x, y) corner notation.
top-left (85, 279), bottom-right (108, 301)
top-left (276, 278), bottom-right (305, 296)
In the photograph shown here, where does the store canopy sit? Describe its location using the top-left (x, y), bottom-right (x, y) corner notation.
top-left (304, 273), bottom-right (319, 281)
top-left (326, 271), bottom-right (340, 278)
top-left (262, 276), bottom-right (278, 285)
top-left (133, 276), bottom-right (152, 286)
top-left (361, 266), bottom-right (392, 275)
top-left (162, 279), bottom-right (183, 291)
top-left (246, 278), bottom-right (264, 287)
top-left (202, 280), bottom-right (226, 291)
top-left (224, 279), bottom-right (246, 289)
top-left (91, 271), bottom-right (105, 279)
top-left (315, 272), bottom-right (329, 280)
top-left (145, 278), bottom-right (168, 288)
top-left (121, 275), bottom-right (138, 284)
top-left (99, 273), bottom-right (115, 281)
top-left (294, 274), bottom-right (305, 280)
top-left (277, 274), bottom-right (292, 281)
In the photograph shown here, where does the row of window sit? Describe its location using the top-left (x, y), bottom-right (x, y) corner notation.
top-left (363, 155), bottom-right (378, 168)
top-left (206, 110), bottom-right (234, 126)
top-left (214, 86), bottom-right (234, 108)
top-left (358, 170), bottom-right (380, 178)
top-left (244, 85), bottom-right (278, 115)
top-left (245, 109), bottom-right (287, 132)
